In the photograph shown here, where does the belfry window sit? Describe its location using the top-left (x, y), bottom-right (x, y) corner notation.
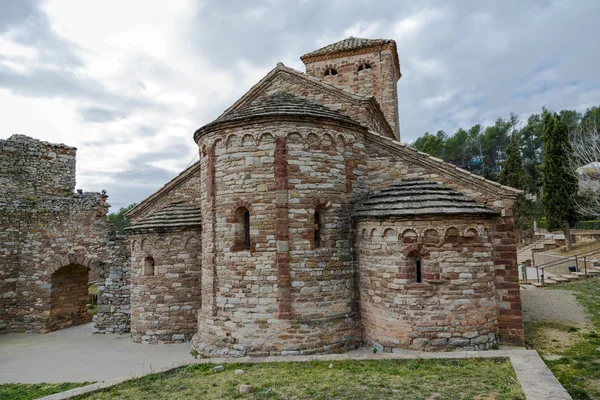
top-left (314, 210), bottom-right (322, 248)
top-left (416, 259), bottom-right (422, 283)
top-left (324, 68), bottom-right (338, 76)
top-left (358, 63), bottom-right (371, 71)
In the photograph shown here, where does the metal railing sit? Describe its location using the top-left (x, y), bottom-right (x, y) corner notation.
top-left (525, 248), bottom-right (600, 286)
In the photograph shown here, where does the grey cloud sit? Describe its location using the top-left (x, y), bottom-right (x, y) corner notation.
top-left (78, 106), bottom-right (125, 123)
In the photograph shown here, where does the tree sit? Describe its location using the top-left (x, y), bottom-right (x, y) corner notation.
top-left (571, 117), bottom-right (600, 218)
top-left (499, 134), bottom-right (538, 240)
top-left (541, 112), bottom-right (579, 248)
top-left (108, 203), bottom-right (137, 234)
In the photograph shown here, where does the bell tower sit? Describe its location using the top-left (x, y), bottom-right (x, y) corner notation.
top-left (301, 37), bottom-right (402, 140)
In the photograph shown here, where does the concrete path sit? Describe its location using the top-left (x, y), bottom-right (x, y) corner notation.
top-left (521, 289), bottom-right (589, 326)
top-left (0, 323), bottom-right (192, 384)
top-left (0, 323), bottom-right (571, 400)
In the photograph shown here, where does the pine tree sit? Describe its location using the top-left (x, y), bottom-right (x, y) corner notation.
top-left (499, 134), bottom-right (538, 238)
top-left (541, 112), bottom-right (579, 247)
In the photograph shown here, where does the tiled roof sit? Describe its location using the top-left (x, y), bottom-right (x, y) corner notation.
top-left (126, 201), bottom-right (201, 232)
top-left (301, 37), bottom-right (394, 59)
top-left (198, 92), bottom-right (362, 133)
top-left (353, 179), bottom-right (499, 218)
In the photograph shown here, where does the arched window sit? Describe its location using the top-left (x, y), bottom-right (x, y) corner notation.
top-left (314, 210), bottom-right (322, 248)
top-left (358, 63), bottom-right (371, 71)
top-left (324, 68), bottom-right (338, 76)
top-left (415, 259), bottom-right (422, 283)
top-left (233, 206), bottom-right (251, 251)
top-left (143, 255), bottom-right (155, 276)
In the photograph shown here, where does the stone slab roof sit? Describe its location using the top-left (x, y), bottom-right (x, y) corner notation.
top-left (195, 92), bottom-right (363, 139)
top-left (354, 179), bottom-right (500, 218)
top-left (126, 201), bottom-right (201, 233)
top-left (301, 37), bottom-right (395, 59)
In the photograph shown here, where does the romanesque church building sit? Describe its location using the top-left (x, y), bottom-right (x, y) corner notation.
top-left (0, 37), bottom-right (524, 356)
top-left (125, 37), bottom-right (525, 356)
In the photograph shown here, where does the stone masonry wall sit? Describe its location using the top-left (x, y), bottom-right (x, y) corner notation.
top-left (363, 136), bottom-right (524, 346)
top-left (192, 120), bottom-right (367, 356)
top-left (129, 230), bottom-right (201, 344)
top-left (0, 135), bottom-right (129, 334)
top-left (357, 217), bottom-right (499, 351)
top-left (303, 47), bottom-right (400, 139)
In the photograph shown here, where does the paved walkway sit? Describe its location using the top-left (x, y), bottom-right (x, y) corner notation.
top-left (0, 323), bottom-right (192, 384)
top-left (0, 323), bottom-right (571, 400)
top-left (521, 289), bottom-right (589, 326)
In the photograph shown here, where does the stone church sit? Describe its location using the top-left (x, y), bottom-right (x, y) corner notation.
top-left (124, 37), bottom-right (524, 356)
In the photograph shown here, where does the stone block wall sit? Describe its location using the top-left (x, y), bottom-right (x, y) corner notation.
top-left (362, 135), bottom-right (524, 346)
top-left (193, 121), bottom-right (367, 356)
top-left (357, 218), bottom-right (499, 351)
top-left (129, 231), bottom-right (201, 343)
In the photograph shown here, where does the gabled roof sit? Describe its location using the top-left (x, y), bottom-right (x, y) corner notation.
top-left (193, 63), bottom-right (395, 141)
top-left (366, 130), bottom-right (523, 200)
top-left (301, 37), bottom-right (395, 59)
top-left (354, 179), bottom-right (499, 218)
top-left (195, 92), bottom-right (363, 139)
top-left (126, 201), bottom-right (201, 233)
top-left (126, 161), bottom-right (200, 219)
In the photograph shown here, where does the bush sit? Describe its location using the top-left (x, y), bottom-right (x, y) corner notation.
top-left (537, 218), bottom-right (600, 230)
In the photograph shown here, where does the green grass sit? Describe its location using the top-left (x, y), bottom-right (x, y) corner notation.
top-left (75, 358), bottom-right (524, 400)
top-left (526, 278), bottom-right (600, 399)
top-left (0, 382), bottom-right (92, 400)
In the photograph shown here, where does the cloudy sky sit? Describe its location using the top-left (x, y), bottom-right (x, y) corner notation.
top-left (1, 0), bottom-right (599, 210)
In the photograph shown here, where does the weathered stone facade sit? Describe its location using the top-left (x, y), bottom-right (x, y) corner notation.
top-left (125, 36), bottom-right (524, 353)
top-left (0, 135), bottom-right (129, 334)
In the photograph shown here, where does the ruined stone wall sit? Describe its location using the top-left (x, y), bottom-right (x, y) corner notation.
top-left (357, 217), bottom-right (499, 351)
top-left (129, 230), bottom-right (201, 343)
top-left (0, 134), bottom-right (76, 198)
top-left (363, 136), bottom-right (524, 346)
top-left (0, 135), bottom-right (130, 334)
top-left (193, 120), bottom-right (367, 356)
top-left (303, 48), bottom-right (400, 139)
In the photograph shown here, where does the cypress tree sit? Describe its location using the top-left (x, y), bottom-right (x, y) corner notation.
top-left (541, 112), bottom-right (578, 247)
top-left (499, 134), bottom-right (537, 238)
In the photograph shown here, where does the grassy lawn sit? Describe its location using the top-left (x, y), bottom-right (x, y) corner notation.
top-left (75, 358), bottom-right (524, 400)
top-left (553, 239), bottom-right (600, 256)
top-left (0, 382), bottom-right (91, 400)
top-left (525, 278), bottom-right (600, 399)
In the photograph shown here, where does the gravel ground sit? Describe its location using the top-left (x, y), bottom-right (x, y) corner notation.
top-left (521, 289), bottom-right (589, 326)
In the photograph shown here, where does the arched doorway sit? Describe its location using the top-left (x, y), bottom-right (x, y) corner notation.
top-left (48, 264), bottom-right (92, 332)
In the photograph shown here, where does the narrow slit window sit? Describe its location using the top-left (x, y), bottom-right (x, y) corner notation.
top-left (416, 259), bottom-right (422, 283)
top-left (243, 210), bottom-right (250, 250)
top-left (314, 211), bottom-right (321, 248)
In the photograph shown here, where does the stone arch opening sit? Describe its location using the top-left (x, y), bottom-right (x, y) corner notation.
top-left (49, 264), bottom-right (92, 332)
top-left (324, 68), bottom-right (338, 76)
top-left (358, 63), bottom-right (371, 71)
